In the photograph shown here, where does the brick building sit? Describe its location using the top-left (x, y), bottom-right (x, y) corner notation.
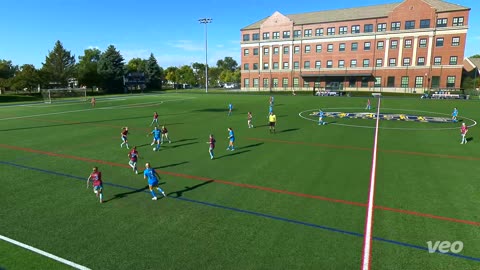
top-left (240, 0), bottom-right (470, 93)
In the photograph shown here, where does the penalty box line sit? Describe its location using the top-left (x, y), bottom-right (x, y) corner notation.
top-left (0, 234), bottom-right (91, 270)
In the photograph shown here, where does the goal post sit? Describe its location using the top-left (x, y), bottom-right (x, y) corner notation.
top-left (40, 88), bottom-right (87, 104)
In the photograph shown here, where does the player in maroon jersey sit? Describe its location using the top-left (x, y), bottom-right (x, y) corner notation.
top-left (161, 126), bottom-right (171, 144)
top-left (120, 127), bottom-right (129, 149)
top-left (86, 166), bottom-right (103, 203)
top-left (128, 146), bottom-right (139, 174)
top-left (150, 111), bottom-right (159, 127)
top-left (207, 134), bottom-right (216, 159)
top-left (91, 97), bottom-right (96, 108)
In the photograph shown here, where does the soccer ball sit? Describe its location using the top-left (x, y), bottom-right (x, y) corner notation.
top-left (153, 147), bottom-right (156, 151)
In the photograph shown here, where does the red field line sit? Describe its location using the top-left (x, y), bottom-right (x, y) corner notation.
top-left (247, 137), bottom-right (480, 161)
top-left (1, 143), bottom-right (479, 227)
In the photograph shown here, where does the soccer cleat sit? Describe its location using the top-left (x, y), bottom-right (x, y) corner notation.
top-left (150, 143), bottom-right (154, 146)
top-left (152, 197), bottom-right (157, 201)
top-left (162, 192), bottom-right (167, 197)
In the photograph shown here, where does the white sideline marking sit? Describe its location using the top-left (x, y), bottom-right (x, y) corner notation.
top-left (0, 234), bottom-right (91, 270)
top-left (361, 98), bottom-right (381, 270)
top-left (0, 97), bottom-right (195, 121)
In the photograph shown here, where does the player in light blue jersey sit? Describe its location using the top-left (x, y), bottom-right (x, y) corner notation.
top-left (228, 103), bottom-right (233, 116)
top-left (227, 127), bottom-right (235, 151)
top-left (318, 110), bottom-right (326, 125)
top-left (143, 162), bottom-right (166, 200)
top-left (452, 107), bottom-right (458, 122)
top-left (149, 126), bottom-right (161, 151)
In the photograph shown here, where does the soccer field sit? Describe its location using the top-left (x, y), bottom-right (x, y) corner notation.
top-left (0, 92), bottom-right (479, 270)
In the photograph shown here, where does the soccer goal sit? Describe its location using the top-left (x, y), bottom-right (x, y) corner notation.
top-left (41, 88), bottom-right (87, 104)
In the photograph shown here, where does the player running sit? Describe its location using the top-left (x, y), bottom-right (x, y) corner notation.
top-left (452, 108), bottom-right (459, 123)
top-left (460, 123), bottom-right (468, 144)
top-left (247, 112), bottom-right (253, 128)
top-left (161, 126), bottom-right (171, 144)
top-left (227, 127), bottom-right (235, 151)
top-left (207, 134), bottom-right (216, 159)
top-left (365, 99), bottom-right (371, 110)
top-left (228, 103), bottom-right (233, 116)
top-left (269, 96), bottom-right (274, 106)
top-left (86, 166), bottom-right (103, 203)
top-left (150, 126), bottom-right (161, 151)
top-left (120, 127), bottom-right (130, 149)
top-left (144, 162), bottom-right (166, 200)
top-left (268, 112), bottom-right (277, 133)
top-left (318, 110), bottom-right (326, 125)
top-left (128, 146), bottom-right (139, 174)
top-left (150, 111), bottom-right (159, 127)
top-left (91, 97), bottom-right (96, 108)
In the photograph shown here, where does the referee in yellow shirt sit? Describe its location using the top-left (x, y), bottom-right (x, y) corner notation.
top-left (268, 112), bottom-right (276, 133)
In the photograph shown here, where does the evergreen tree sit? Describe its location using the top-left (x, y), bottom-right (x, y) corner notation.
top-left (97, 45), bottom-right (125, 93)
top-left (77, 48), bottom-right (101, 88)
top-left (145, 53), bottom-right (163, 89)
top-left (41, 40), bottom-right (76, 87)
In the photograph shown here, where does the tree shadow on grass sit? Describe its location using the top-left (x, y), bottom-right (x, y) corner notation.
top-left (216, 150), bottom-right (251, 159)
top-left (278, 128), bottom-right (300, 133)
top-left (167, 180), bottom-right (214, 198)
top-left (240, 142), bottom-right (264, 149)
top-left (105, 186), bottom-right (149, 203)
top-left (193, 108), bottom-right (227, 112)
top-left (174, 138), bottom-right (198, 143)
top-left (154, 161), bottom-right (189, 169)
top-left (168, 141), bottom-right (199, 149)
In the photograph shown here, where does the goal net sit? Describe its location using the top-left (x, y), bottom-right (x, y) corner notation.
top-left (41, 88), bottom-right (87, 104)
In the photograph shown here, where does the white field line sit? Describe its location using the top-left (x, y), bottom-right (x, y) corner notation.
top-left (361, 98), bottom-right (381, 270)
top-left (0, 97), bottom-right (196, 121)
top-left (0, 234), bottom-right (91, 270)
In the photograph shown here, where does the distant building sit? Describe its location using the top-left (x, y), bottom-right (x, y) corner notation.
top-left (240, 0), bottom-right (470, 93)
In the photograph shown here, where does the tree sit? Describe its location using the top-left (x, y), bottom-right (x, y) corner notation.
top-left (11, 64), bottom-right (41, 92)
top-left (77, 48), bottom-right (101, 88)
top-left (97, 45), bottom-right (125, 93)
top-left (41, 40), bottom-right (76, 87)
top-left (144, 54), bottom-right (163, 89)
top-left (165, 66), bottom-right (179, 85)
top-left (216, 57), bottom-right (238, 72)
top-left (126, 58), bottom-right (147, 73)
top-left (177, 65), bottom-right (195, 85)
top-left (0, 59), bottom-right (17, 91)
top-left (470, 54), bottom-right (480, 58)
top-left (192, 62), bottom-right (205, 86)
top-left (208, 67), bottom-right (222, 87)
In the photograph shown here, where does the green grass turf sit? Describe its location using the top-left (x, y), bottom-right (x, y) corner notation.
top-left (0, 93), bottom-right (479, 269)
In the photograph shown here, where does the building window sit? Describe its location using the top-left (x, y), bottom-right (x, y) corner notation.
top-left (273, 62), bottom-right (279, 70)
top-left (273, 47), bottom-right (279, 55)
top-left (417, 57), bottom-right (425, 66)
top-left (452, 37), bottom-right (460, 46)
top-left (243, 34), bottom-right (250, 41)
top-left (243, 63), bottom-right (249, 70)
top-left (253, 63), bottom-right (258, 70)
top-left (244, 49), bottom-right (249, 56)
top-left (263, 63), bottom-right (269, 70)
top-left (403, 58), bottom-right (411, 66)
top-left (282, 78), bottom-right (288, 87)
top-left (263, 32), bottom-right (270, 40)
top-left (294, 46), bottom-right (300, 54)
top-left (351, 25), bottom-right (360, 34)
top-left (326, 60), bottom-right (333, 68)
top-left (415, 76), bottom-right (423, 88)
top-left (304, 61), bottom-right (310, 69)
top-left (304, 29), bottom-right (312, 37)
top-left (327, 44), bottom-right (333, 52)
top-left (389, 58), bottom-right (396, 67)
top-left (363, 59), bottom-right (370, 67)
top-left (305, 45), bottom-right (311, 53)
top-left (450, 56), bottom-right (458, 65)
top-left (436, 38), bottom-right (444, 47)
top-left (447, 76), bottom-right (456, 87)
top-left (253, 78), bottom-right (259, 87)
top-left (283, 62), bottom-right (289, 69)
top-left (434, 57), bottom-right (442, 65)
top-left (315, 61), bottom-right (321, 69)
top-left (263, 78), bottom-right (269, 88)
top-left (364, 24), bottom-right (373, 33)
top-left (338, 60), bottom-right (345, 68)
top-left (419, 38), bottom-right (427, 48)
top-left (350, 59), bottom-right (357, 68)
top-left (405, 20), bottom-right (415, 30)
top-left (244, 78), bottom-right (250, 87)
top-left (436, 18), bottom-right (448, 27)
top-left (273, 78), bottom-right (278, 88)
top-left (391, 40), bottom-right (398, 49)
top-left (404, 39), bottom-right (412, 48)
top-left (294, 62), bottom-right (299, 69)
top-left (377, 41), bottom-right (384, 50)
top-left (293, 30), bottom-right (301, 38)
top-left (339, 26), bottom-right (348, 35)
top-left (375, 77), bottom-right (381, 87)
top-left (327, 27), bottom-right (335, 36)
top-left (377, 23), bottom-right (387, 32)
top-left (315, 28), bottom-right (324, 36)
top-left (351, 42), bottom-right (358, 51)
top-left (453, 17), bottom-right (464, 26)
top-left (283, 31), bottom-right (290, 38)
top-left (376, 59), bottom-right (383, 67)
top-left (293, 78), bottom-right (299, 87)
top-left (420, 19), bottom-right (430, 28)
top-left (303, 80), bottom-right (310, 88)
top-left (387, 77), bottom-right (395, 87)
top-left (273, 32), bottom-right (280, 39)
top-left (253, 48), bottom-right (259, 55)
top-left (283, 46), bottom-right (289, 54)
top-left (339, 43), bottom-right (346, 52)
top-left (263, 48), bottom-right (269, 55)
top-left (316, 44), bottom-right (322, 53)
top-left (364, 42), bottom-right (371, 51)
top-left (252, 33), bottom-right (260, 41)
top-left (391, 22), bottom-right (401, 31)
top-left (401, 76), bottom-right (409, 88)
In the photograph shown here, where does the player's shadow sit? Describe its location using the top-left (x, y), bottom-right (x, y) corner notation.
top-left (136, 143), bottom-right (151, 148)
top-left (169, 142), bottom-right (199, 149)
top-left (466, 137), bottom-right (474, 142)
top-left (278, 128), bottom-right (300, 133)
top-left (154, 161), bottom-right (189, 169)
top-left (174, 138), bottom-right (198, 143)
top-left (217, 149), bottom-right (251, 159)
top-left (240, 142), bottom-right (264, 149)
top-left (168, 180), bottom-right (214, 198)
top-left (106, 186), bottom-right (149, 202)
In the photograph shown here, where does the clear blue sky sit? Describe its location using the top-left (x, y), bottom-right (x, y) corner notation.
top-left (1, 0), bottom-right (478, 69)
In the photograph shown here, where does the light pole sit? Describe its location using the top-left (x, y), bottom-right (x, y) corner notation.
top-left (199, 18), bottom-right (212, 93)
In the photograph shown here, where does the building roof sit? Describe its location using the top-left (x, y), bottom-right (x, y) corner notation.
top-left (468, 58), bottom-right (480, 69)
top-left (241, 0), bottom-right (469, 30)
